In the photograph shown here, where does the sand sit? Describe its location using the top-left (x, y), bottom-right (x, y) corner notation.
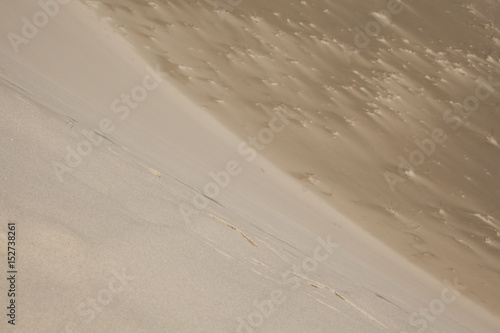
top-left (0, 0), bottom-right (499, 332)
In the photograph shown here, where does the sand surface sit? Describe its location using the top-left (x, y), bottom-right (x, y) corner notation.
top-left (0, 0), bottom-right (499, 332)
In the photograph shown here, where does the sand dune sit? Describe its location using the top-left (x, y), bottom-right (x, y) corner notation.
top-left (84, 0), bottom-right (500, 315)
top-left (0, 0), bottom-right (499, 332)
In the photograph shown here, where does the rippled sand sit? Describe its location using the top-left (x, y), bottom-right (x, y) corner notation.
top-left (88, 0), bottom-right (500, 313)
top-left (1, 0), bottom-right (499, 332)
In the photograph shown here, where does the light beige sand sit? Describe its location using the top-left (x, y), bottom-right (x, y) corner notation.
top-left (0, 0), bottom-right (499, 332)
top-left (85, 0), bottom-right (500, 315)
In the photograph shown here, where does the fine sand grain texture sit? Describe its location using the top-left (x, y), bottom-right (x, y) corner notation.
top-left (0, 0), bottom-right (499, 332)
top-left (85, 0), bottom-right (500, 315)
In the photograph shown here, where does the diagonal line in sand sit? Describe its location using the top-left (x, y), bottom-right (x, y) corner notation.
top-left (208, 213), bottom-right (258, 247)
top-left (332, 290), bottom-right (388, 329)
top-left (315, 298), bottom-right (340, 312)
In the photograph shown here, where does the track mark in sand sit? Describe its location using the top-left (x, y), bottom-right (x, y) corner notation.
top-left (295, 274), bottom-right (331, 290)
top-left (251, 268), bottom-right (280, 284)
top-left (388, 294), bottom-right (410, 307)
top-left (375, 293), bottom-right (409, 313)
top-left (203, 240), bottom-right (233, 259)
top-left (334, 291), bottom-right (345, 300)
top-left (331, 290), bottom-right (387, 329)
top-left (203, 195), bottom-right (224, 208)
top-left (251, 258), bottom-right (268, 267)
top-left (260, 240), bottom-right (289, 262)
top-left (208, 214), bottom-right (258, 247)
top-left (15, 95), bottom-right (36, 108)
top-left (149, 168), bottom-right (161, 178)
top-left (315, 299), bottom-right (339, 312)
